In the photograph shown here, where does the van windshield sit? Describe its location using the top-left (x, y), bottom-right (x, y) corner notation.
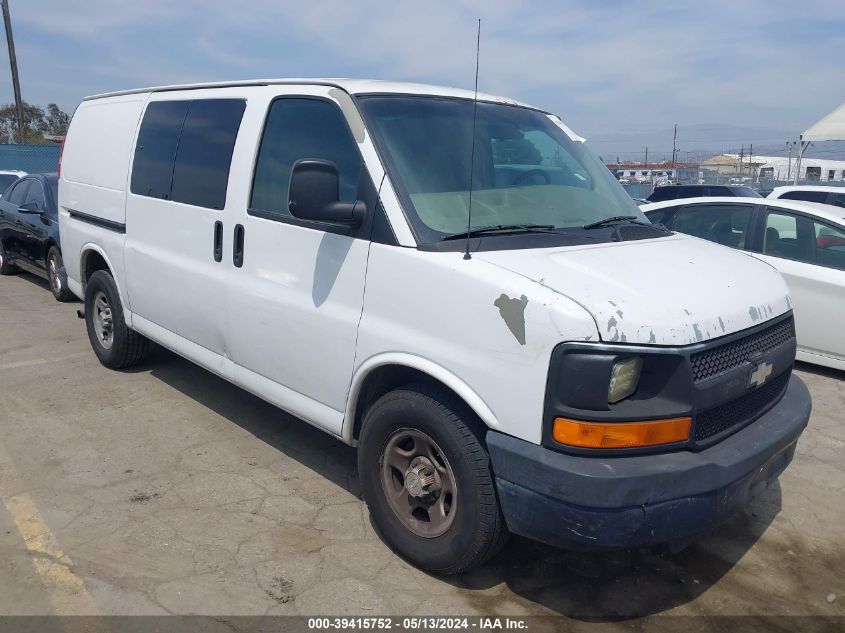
top-left (357, 95), bottom-right (645, 245)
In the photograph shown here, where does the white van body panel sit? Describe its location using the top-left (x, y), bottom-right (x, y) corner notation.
top-left (351, 244), bottom-right (597, 444)
top-left (59, 78), bottom-right (794, 450)
top-left (477, 233), bottom-right (792, 346)
top-left (61, 94), bottom-right (146, 225)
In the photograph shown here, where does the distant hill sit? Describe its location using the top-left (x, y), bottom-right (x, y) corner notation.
top-left (584, 123), bottom-right (845, 163)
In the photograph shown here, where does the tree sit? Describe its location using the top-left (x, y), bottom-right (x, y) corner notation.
top-left (43, 103), bottom-right (70, 136)
top-left (0, 101), bottom-right (71, 143)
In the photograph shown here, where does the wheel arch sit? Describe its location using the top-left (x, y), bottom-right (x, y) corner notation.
top-left (343, 353), bottom-right (499, 444)
top-left (78, 244), bottom-right (131, 314)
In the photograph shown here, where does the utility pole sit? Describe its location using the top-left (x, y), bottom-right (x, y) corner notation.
top-left (1, 0), bottom-right (24, 144)
top-left (644, 146), bottom-right (648, 165)
top-left (671, 124), bottom-right (677, 169)
top-left (786, 141), bottom-right (794, 182)
top-left (748, 143), bottom-right (753, 182)
top-left (738, 145), bottom-right (744, 177)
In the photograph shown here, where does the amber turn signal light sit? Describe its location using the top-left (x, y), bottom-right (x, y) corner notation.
top-left (552, 417), bottom-right (691, 449)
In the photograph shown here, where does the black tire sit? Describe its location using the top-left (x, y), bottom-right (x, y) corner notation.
top-left (84, 270), bottom-right (148, 369)
top-left (0, 241), bottom-right (17, 275)
top-left (47, 247), bottom-right (75, 302)
top-left (358, 383), bottom-right (508, 575)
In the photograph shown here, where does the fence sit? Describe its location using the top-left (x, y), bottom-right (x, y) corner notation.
top-left (0, 144), bottom-right (60, 174)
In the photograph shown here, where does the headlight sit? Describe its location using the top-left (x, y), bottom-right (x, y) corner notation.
top-left (608, 357), bottom-right (642, 403)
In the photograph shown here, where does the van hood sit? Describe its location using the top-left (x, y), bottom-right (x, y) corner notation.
top-left (476, 234), bottom-right (791, 346)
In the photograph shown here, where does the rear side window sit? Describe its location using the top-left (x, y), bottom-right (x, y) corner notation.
top-left (131, 101), bottom-right (188, 200)
top-left (250, 98), bottom-right (361, 220)
top-left (647, 187), bottom-right (677, 202)
top-left (131, 99), bottom-right (245, 210)
top-left (779, 190), bottom-right (828, 204)
top-left (731, 187), bottom-right (761, 198)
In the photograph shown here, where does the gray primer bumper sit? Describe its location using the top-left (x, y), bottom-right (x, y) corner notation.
top-left (487, 374), bottom-right (811, 549)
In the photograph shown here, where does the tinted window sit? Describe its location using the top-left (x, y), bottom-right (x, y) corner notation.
top-left (0, 174), bottom-right (18, 191)
top-left (730, 187), bottom-right (762, 198)
top-left (830, 193), bottom-right (845, 208)
top-left (171, 100), bottom-right (246, 210)
top-left (131, 99), bottom-right (245, 209)
top-left (672, 203), bottom-right (752, 248)
top-left (645, 205), bottom-right (679, 225)
top-left (131, 101), bottom-right (188, 200)
top-left (25, 181), bottom-right (46, 210)
top-left (780, 190), bottom-right (828, 203)
top-left (251, 98), bottom-right (362, 219)
top-left (647, 187), bottom-right (677, 202)
top-left (6, 179), bottom-right (29, 206)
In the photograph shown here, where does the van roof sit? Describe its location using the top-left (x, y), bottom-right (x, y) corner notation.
top-left (83, 78), bottom-right (538, 109)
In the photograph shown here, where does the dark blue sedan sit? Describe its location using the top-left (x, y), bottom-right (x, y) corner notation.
top-left (0, 173), bottom-right (75, 301)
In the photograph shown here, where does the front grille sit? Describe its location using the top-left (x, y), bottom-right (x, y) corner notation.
top-left (689, 317), bottom-right (795, 383)
top-left (694, 371), bottom-right (790, 441)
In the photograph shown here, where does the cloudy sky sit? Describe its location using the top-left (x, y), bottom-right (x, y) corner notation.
top-left (3, 0), bottom-right (844, 156)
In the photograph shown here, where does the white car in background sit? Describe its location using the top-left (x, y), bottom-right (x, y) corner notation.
top-left (0, 170), bottom-right (27, 196)
top-left (768, 185), bottom-right (845, 209)
top-left (643, 197), bottom-right (845, 370)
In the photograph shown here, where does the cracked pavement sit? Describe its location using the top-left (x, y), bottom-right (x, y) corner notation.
top-left (0, 272), bottom-right (843, 619)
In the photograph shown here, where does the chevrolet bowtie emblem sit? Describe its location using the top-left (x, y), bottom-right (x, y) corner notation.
top-left (749, 362), bottom-right (773, 388)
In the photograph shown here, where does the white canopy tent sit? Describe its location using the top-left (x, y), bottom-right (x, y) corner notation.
top-left (795, 101), bottom-right (845, 183)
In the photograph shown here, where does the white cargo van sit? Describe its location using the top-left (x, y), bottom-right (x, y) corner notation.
top-left (59, 79), bottom-right (810, 573)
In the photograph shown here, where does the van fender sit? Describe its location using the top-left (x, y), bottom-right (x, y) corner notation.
top-left (342, 352), bottom-right (499, 444)
top-left (79, 243), bottom-right (131, 324)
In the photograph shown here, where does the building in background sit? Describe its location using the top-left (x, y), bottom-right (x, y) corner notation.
top-left (702, 153), bottom-right (845, 182)
top-left (606, 162), bottom-right (701, 185)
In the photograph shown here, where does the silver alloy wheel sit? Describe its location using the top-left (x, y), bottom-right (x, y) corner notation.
top-left (93, 290), bottom-right (114, 350)
top-left (49, 253), bottom-right (61, 293)
top-left (380, 428), bottom-right (458, 538)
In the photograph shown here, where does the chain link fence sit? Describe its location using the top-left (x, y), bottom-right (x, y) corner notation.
top-left (0, 143), bottom-right (60, 174)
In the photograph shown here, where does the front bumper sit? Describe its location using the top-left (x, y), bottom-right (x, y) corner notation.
top-left (487, 374), bottom-right (811, 550)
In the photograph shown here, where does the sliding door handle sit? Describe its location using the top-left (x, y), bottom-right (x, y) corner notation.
top-left (213, 221), bottom-right (223, 262)
top-left (233, 224), bottom-right (245, 268)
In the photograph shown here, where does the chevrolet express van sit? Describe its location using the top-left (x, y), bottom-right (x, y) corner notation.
top-left (59, 79), bottom-right (811, 574)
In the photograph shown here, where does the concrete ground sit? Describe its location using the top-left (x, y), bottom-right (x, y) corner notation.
top-left (0, 271), bottom-right (842, 621)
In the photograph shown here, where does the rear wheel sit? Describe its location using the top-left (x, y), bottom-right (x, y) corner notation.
top-left (84, 270), bottom-right (148, 369)
top-left (47, 247), bottom-right (75, 302)
top-left (0, 242), bottom-right (17, 275)
top-left (358, 383), bottom-right (508, 574)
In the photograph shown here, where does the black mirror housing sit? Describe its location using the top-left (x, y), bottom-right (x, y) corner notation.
top-left (288, 159), bottom-right (365, 226)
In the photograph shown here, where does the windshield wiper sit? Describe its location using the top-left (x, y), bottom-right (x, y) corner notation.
top-left (440, 224), bottom-right (559, 241)
top-left (582, 215), bottom-right (643, 230)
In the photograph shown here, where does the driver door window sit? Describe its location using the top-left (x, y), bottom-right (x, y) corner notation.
top-left (25, 182), bottom-right (46, 211)
top-left (6, 180), bottom-right (30, 206)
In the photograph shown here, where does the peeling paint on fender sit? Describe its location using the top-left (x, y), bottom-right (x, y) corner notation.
top-left (494, 294), bottom-right (529, 345)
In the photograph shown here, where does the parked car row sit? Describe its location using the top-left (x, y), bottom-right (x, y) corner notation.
top-left (0, 171), bottom-right (74, 301)
top-left (642, 196), bottom-right (845, 370)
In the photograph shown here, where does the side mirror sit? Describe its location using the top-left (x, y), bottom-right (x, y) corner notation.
top-left (18, 202), bottom-right (40, 215)
top-left (288, 159), bottom-right (365, 226)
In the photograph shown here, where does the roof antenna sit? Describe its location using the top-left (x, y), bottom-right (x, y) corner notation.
top-left (463, 18), bottom-right (481, 261)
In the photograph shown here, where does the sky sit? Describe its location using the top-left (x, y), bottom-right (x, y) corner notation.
top-left (2, 0), bottom-right (844, 158)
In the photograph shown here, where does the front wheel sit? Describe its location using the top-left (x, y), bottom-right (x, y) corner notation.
top-left (47, 247), bottom-right (75, 302)
top-left (84, 270), bottom-right (149, 369)
top-left (0, 242), bottom-right (16, 275)
top-left (358, 383), bottom-right (508, 574)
